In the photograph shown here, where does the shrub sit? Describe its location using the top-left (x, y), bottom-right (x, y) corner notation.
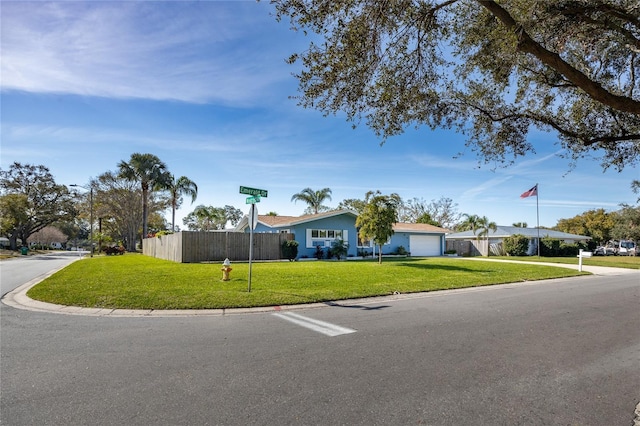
top-left (103, 245), bottom-right (125, 255)
top-left (357, 249), bottom-right (372, 258)
top-left (331, 239), bottom-right (349, 260)
top-left (540, 237), bottom-right (561, 256)
top-left (281, 240), bottom-right (299, 261)
top-left (396, 245), bottom-right (408, 256)
top-left (503, 234), bottom-right (530, 256)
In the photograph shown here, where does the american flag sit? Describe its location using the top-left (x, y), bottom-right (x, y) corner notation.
top-left (520, 184), bottom-right (538, 198)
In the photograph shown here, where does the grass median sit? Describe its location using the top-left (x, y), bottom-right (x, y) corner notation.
top-left (25, 254), bottom-right (591, 310)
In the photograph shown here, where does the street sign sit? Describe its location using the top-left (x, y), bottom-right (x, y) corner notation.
top-left (240, 186), bottom-right (268, 198)
top-left (246, 195), bottom-right (261, 204)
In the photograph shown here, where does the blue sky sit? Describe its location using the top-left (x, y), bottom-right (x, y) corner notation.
top-left (2, 1), bottom-right (638, 229)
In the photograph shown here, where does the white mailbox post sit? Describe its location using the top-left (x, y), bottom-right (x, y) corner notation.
top-left (577, 249), bottom-right (592, 272)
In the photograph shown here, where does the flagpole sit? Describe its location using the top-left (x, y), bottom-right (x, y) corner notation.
top-left (536, 183), bottom-right (540, 257)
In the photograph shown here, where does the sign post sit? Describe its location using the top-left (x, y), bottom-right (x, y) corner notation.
top-left (241, 187), bottom-right (266, 292)
top-left (248, 202), bottom-right (257, 292)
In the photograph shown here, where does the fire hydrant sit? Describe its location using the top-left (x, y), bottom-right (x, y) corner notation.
top-left (221, 258), bottom-right (232, 281)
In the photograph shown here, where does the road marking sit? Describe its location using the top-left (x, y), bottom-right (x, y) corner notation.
top-left (273, 312), bottom-right (357, 337)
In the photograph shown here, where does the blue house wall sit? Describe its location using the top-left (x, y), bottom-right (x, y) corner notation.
top-left (253, 214), bottom-right (358, 258)
top-left (244, 211), bottom-right (446, 259)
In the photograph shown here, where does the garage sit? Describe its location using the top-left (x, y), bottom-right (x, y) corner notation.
top-left (409, 235), bottom-right (442, 257)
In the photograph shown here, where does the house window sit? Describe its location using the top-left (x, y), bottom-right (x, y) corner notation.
top-left (307, 229), bottom-right (347, 248)
top-left (357, 234), bottom-right (372, 248)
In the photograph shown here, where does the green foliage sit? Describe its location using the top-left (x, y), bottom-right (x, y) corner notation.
top-left (356, 191), bottom-right (401, 263)
top-left (395, 245), bottom-right (408, 256)
top-left (291, 187), bottom-right (332, 214)
top-left (611, 205), bottom-right (640, 242)
top-left (117, 153), bottom-right (170, 246)
top-left (336, 198), bottom-right (366, 215)
top-left (458, 214), bottom-right (497, 241)
top-left (165, 175), bottom-right (198, 231)
top-left (93, 170), bottom-right (144, 253)
top-left (272, 1), bottom-right (640, 170)
top-left (330, 238), bottom-right (348, 260)
top-left (0, 163), bottom-right (76, 250)
top-left (183, 205), bottom-right (227, 231)
top-left (540, 237), bottom-right (587, 257)
top-left (555, 208), bottom-right (614, 245)
top-left (503, 234), bottom-right (530, 256)
top-left (281, 240), bottom-right (299, 261)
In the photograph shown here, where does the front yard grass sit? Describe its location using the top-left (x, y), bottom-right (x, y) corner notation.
top-left (27, 254), bottom-right (589, 310)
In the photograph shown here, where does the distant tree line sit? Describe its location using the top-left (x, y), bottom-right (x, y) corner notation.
top-left (1, 158), bottom-right (638, 255)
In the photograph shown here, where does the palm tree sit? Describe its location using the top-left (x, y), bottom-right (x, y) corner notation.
top-left (291, 187), bottom-right (332, 214)
top-left (458, 214), bottom-right (496, 255)
top-left (166, 175), bottom-right (198, 231)
top-left (477, 216), bottom-right (498, 241)
top-left (117, 153), bottom-right (170, 248)
top-left (458, 213), bottom-right (481, 233)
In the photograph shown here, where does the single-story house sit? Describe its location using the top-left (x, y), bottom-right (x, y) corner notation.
top-left (445, 226), bottom-right (591, 256)
top-left (234, 209), bottom-right (448, 258)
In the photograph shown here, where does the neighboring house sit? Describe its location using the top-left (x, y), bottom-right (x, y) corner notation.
top-left (234, 210), bottom-right (448, 258)
top-left (445, 226), bottom-right (591, 256)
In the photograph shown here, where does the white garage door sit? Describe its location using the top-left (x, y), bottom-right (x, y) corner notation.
top-left (409, 235), bottom-right (441, 257)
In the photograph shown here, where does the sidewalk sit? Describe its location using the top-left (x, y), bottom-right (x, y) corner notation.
top-left (459, 257), bottom-right (640, 276)
top-left (2, 258), bottom-right (638, 317)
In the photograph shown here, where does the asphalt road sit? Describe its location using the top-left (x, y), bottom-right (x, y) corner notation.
top-left (1, 258), bottom-right (639, 425)
top-left (0, 251), bottom-right (85, 296)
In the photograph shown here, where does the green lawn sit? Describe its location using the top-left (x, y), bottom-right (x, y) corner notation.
top-left (492, 255), bottom-right (640, 269)
top-left (27, 254), bottom-right (590, 310)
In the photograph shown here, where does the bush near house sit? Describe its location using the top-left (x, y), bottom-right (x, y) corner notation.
top-left (503, 234), bottom-right (529, 256)
top-left (281, 240), bottom-right (299, 261)
top-left (540, 237), bottom-right (587, 256)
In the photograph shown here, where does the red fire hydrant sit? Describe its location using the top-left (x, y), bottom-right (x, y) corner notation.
top-left (221, 258), bottom-right (232, 281)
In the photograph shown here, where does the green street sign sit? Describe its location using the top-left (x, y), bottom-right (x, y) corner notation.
top-left (240, 186), bottom-right (268, 198)
top-left (246, 195), bottom-right (261, 204)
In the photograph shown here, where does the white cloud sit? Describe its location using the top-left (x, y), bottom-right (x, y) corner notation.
top-left (1, 2), bottom-right (292, 105)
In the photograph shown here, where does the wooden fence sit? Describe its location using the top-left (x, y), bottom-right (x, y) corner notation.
top-left (143, 231), bottom-right (294, 263)
top-left (446, 239), bottom-right (486, 256)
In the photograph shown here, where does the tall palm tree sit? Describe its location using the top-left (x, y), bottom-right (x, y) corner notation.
top-left (117, 153), bottom-right (170, 248)
top-left (290, 187), bottom-right (332, 214)
top-left (167, 175), bottom-right (198, 231)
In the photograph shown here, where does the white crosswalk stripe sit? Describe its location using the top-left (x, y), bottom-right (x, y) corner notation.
top-left (273, 312), bottom-right (357, 336)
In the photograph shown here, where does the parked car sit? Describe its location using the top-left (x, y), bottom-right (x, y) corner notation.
top-left (617, 240), bottom-right (636, 256)
top-left (594, 240), bottom-right (637, 256)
